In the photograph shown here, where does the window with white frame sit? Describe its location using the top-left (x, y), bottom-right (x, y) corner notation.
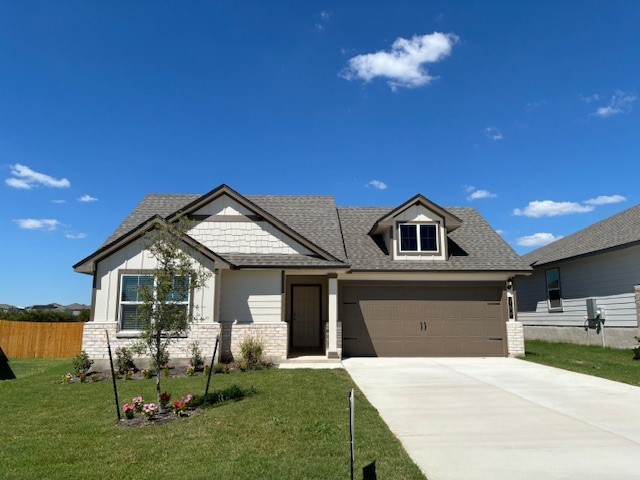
top-left (398, 223), bottom-right (439, 253)
top-left (545, 268), bottom-right (563, 312)
top-left (119, 274), bottom-right (190, 330)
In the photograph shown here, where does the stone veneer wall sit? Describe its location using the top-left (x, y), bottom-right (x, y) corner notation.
top-left (82, 322), bottom-right (221, 361)
top-left (636, 286), bottom-right (640, 326)
top-left (219, 322), bottom-right (288, 361)
top-left (324, 321), bottom-right (342, 356)
top-left (506, 321), bottom-right (525, 357)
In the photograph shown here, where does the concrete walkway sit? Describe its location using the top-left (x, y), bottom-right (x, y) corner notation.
top-left (343, 357), bottom-right (640, 480)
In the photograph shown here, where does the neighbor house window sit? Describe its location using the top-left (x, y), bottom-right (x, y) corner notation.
top-left (399, 223), bottom-right (438, 252)
top-left (119, 274), bottom-right (189, 330)
top-left (545, 268), bottom-right (563, 312)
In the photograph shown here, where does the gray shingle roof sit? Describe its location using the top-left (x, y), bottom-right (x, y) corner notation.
top-left (99, 192), bottom-right (529, 273)
top-left (338, 207), bottom-right (530, 271)
top-left (103, 194), bottom-right (346, 262)
top-left (522, 204), bottom-right (640, 266)
top-left (222, 254), bottom-right (348, 268)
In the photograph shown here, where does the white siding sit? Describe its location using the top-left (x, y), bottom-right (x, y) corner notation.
top-left (188, 193), bottom-right (312, 255)
top-left (92, 239), bottom-right (216, 325)
top-left (220, 270), bottom-right (282, 324)
top-left (189, 221), bottom-right (311, 255)
top-left (516, 245), bottom-right (640, 327)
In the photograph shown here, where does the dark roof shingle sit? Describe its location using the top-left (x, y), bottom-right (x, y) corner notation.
top-left (97, 192), bottom-right (529, 273)
top-left (338, 206), bottom-right (529, 271)
top-left (522, 204), bottom-right (640, 266)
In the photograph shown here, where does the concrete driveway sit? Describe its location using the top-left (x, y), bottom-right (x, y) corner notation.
top-left (343, 357), bottom-right (640, 480)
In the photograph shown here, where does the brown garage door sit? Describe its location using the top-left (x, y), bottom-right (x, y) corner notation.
top-left (340, 283), bottom-right (507, 357)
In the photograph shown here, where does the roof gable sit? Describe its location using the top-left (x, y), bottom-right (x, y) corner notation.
top-left (369, 194), bottom-right (463, 235)
top-left (73, 215), bottom-right (231, 274)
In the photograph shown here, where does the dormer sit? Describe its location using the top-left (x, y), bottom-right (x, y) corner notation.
top-left (368, 194), bottom-right (462, 261)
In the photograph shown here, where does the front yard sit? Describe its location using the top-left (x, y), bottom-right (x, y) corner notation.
top-left (1, 359), bottom-right (424, 480)
top-left (524, 340), bottom-right (640, 387)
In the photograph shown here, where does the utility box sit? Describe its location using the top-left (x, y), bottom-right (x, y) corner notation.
top-left (586, 298), bottom-right (598, 319)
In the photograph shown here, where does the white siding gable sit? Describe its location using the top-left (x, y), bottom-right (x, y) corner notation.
top-left (93, 239), bottom-right (216, 325)
top-left (187, 194), bottom-right (312, 255)
top-left (389, 205), bottom-right (447, 261)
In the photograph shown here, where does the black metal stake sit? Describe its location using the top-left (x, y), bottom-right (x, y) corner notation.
top-left (105, 330), bottom-right (121, 421)
top-left (349, 389), bottom-right (355, 480)
top-left (203, 335), bottom-right (219, 405)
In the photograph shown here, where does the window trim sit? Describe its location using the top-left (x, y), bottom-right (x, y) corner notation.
top-left (545, 267), bottom-right (563, 312)
top-left (396, 222), bottom-right (441, 255)
top-left (116, 269), bottom-right (193, 333)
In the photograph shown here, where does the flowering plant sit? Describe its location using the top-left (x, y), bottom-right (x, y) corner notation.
top-left (125, 369), bottom-right (134, 380)
top-left (172, 400), bottom-right (186, 416)
top-left (186, 364), bottom-right (195, 376)
top-left (132, 396), bottom-right (144, 412)
top-left (142, 403), bottom-right (158, 419)
top-left (203, 364), bottom-right (211, 376)
top-left (123, 403), bottom-right (135, 419)
top-left (91, 373), bottom-right (101, 382)
top-left (63, 373), bottom-right (73, 383)
top-left (182, 394), bottom-right (194, 406)
top-left (142, 368), bottom-right (152, 379)
top-left (159, 391), bottom-right (171, 408)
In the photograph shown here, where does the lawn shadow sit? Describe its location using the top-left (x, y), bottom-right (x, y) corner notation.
top-left (194, 384), bottom-right (256, 409)
top-left (363, 460), bottom-right (377, 480)
top-left (0, 346), bottom-right (16, 380)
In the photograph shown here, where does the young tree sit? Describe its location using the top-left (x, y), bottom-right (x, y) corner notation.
top-left (134, 219), bottom-right (211, 408)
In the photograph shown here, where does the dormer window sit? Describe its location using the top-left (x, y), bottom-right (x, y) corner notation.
top-left (398, 223), bottom-right (438, 253)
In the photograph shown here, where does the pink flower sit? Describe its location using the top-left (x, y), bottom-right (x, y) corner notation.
top-left (182, 394), bottom-right (194, 405)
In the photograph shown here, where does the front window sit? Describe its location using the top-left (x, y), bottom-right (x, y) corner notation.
top-left (545, 268), bottom-right (563, 312)
top-left (119, 274), bottom-right (189, 330)
top-left (399, 223), bottom-right (438, 252)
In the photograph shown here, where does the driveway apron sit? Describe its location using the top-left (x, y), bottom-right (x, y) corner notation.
top-left (343, 357), bottom-right (640, 480)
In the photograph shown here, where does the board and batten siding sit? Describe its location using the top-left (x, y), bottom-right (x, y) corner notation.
top-left (92, 239), bottom-right (217, 325)
top-left (187, 194), bottom-right (312, 255)
top-left (516, 244), bottom-right (640, 327)
top-left (219, 270), bottom-right (282, 324)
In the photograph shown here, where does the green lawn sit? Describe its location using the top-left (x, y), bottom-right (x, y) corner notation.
top-left (0, 359), bottom-right (424, 480)
top-left (524, 340), bottom-right (640, 387)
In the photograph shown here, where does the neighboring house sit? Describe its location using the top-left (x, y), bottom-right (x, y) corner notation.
top-left (516, 204), bottom-right (640, 347)
top-left (74, 184), bottom-right (531, 361)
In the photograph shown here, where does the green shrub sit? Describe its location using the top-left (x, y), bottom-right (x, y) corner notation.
top-left (72, 350), bottom-right (93, 377)
top-left (0, 309), bottom-right (89, 322)
top-left (189, 341), bottom-right (205, 371)
top-left (239, 336), bottom-right (264, 370)
top-left (115, 347), bottom-right (136, 374)
top-left (150, 349), bottom-right (170, 371)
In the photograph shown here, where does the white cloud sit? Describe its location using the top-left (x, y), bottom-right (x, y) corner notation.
top-left (483, 126), bottom-right (503, 141)
top-left (468, 189), bottom-right (497, 201)
top-left (5, 163), bottom-right (70, 189)
top-left (513, 200), bottom-right (594, 218)
top-left (367, 179), bottom-right (388, 190)
top-left (319, 11), bottom-right (329, 21)
top-left (591, 90), bottom-right (637, 118)
top-left (341, 32), bottom-right (458, 91)
top-left (51, 199), bottom-right (67, 204)
top-left (495, 229), bottom-right (506, 236)
top-left (583, 194), bottom-right (626, 205)
top-left (66, 232), bottom-right (87, 240)
top-left (13, 218), bottom-right (60, 231)
top-left (580, 94), bottom-right (600, 104)
top-left (516, 232), bottom-right (563, 247)
top-left (78, 194), bottom-right (98, 202)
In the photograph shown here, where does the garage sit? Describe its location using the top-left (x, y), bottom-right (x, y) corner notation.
top-left (340, 282), bottom-right (508, 357)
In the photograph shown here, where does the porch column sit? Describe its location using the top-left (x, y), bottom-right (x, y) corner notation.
top-left (327, 274), bottom-right (339, 358)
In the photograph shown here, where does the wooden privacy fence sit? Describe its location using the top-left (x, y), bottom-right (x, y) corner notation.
top-left (0, 320), bottom-right (84, 358)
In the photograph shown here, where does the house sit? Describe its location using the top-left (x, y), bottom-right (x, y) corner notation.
top-left (516, 204), bottom-right (640, 347)
top-left (73, 184), bottom-right (531, 362)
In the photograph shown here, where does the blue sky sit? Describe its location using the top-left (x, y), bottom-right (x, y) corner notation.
top-left (1, 1), bottom-right (638, 306)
